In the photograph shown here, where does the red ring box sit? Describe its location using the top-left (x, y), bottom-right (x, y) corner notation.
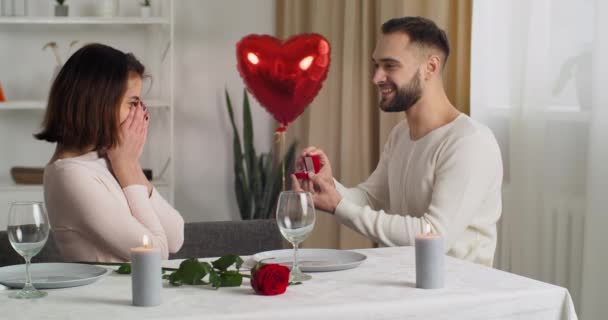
top-left (294, 155), bottom-right (321, 180)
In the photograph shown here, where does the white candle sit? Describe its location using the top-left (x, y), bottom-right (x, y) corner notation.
top-left (414, 222), bottom-right (444, 289)
top-left (131, 235), bottom-right (161, 306)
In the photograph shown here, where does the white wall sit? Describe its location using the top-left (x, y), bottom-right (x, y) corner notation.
top-left (0, 0), bottom-right (275, 225)
top-left (173, 0), bottom-right (275, 222)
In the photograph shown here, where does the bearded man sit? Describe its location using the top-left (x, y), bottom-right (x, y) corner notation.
top-left (293, 16), bottom-right (503, 267)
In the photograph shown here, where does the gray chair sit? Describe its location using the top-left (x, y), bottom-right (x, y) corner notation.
top-left (170, 219), bottom-right (284, 259)
top-left (0, 232), bottom-right (63, 267)
top-left (0, 220), bottom-right (284, 266)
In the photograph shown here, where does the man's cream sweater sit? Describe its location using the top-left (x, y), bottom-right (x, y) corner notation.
top-left (334, 114), bottom-right (503, 266)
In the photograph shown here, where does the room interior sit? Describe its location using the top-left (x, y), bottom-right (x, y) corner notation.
top-left (0, 0), bottom-right (604, 319)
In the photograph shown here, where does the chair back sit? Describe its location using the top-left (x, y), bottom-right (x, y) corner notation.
top-left (170, 219), bottom-right (284, 259)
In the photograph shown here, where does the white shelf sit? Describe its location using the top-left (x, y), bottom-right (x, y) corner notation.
top-left (0, 100), bottom-right (171, 110)
top-left (0, 0), bottom-right (175, 205)
top-left (0, 17), bottom-right (170, 25)
top-left (0, 179), bottom-right (169, 192)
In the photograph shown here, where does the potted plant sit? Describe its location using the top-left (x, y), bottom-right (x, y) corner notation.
top-left (225, 89), bottom-right (297, 220)
top-left (54, 0), bottom-right (68, 17)
top-left (140, 0), bottom-right (152, 17)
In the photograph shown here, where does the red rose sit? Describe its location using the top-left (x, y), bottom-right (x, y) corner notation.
top-left (250, 263), bottom-right (290, 295)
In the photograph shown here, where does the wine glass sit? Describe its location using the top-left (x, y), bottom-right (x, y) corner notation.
top-left (7, 201), bottom-right (50, 299)
top-left (276, 191), bottom-right (316, 282)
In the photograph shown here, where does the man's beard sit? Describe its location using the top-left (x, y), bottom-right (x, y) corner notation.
top-left (379, 70), bottom-right (422, 113)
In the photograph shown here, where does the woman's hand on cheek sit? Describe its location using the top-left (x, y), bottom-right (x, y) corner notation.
top-left (108, 104), bottom-right (147, 168)
top-left (107, 103), bottom-right (152, 193)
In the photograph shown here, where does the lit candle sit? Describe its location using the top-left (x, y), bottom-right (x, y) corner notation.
top-left (131, 235), bottom-right (161, 306)
top-left (414, 222), bottom-right (444, 289)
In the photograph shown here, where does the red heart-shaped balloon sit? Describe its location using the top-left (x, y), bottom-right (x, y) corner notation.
top-left (236, 34), bottom-right (331, 126)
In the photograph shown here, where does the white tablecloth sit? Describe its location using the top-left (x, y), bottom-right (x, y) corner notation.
top-left (0, 247), bottom-right (577, 320)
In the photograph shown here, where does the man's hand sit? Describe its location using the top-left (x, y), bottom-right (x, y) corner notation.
top-left (299, 146), bottom-right (335, 188)
top-left (291, 173), bottom-right (342, 214)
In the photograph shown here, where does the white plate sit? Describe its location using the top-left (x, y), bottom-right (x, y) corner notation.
top-left (0, 263), bottom-right (109, 289)
top-left (245, 249), bottom-right (366, 272)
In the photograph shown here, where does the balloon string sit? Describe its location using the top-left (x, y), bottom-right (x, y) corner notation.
top-left (274, 125), bottom-right (287, 191)
top-left (281, 131), bottom-right (286, 191)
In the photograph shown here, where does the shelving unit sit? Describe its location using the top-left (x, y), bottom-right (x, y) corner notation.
top-left (0, 17), bottom-right (170, 25)
top-left (0, 99), bottom-right (171, 110)
top-left (0, 0), bottom-right (175, 230)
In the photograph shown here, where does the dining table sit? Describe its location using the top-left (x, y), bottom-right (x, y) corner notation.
top-left (0, 246), bottom-right (578, 319)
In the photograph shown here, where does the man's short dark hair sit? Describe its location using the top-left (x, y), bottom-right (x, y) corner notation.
top-left (35, 43), bottom-right (145, 150)
top-left (381, 16), bottom-right (450, 67)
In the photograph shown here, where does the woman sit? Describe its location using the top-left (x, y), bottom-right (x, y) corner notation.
top-left (35, 43), bottom-right (184, 262)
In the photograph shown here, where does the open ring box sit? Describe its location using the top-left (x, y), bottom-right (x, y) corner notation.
top-left (294, 155), bottom-right (321, 180)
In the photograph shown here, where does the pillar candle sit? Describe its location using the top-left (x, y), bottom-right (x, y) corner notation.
top-left (414, 223), bottom-right (444, 289)
top-left (131, 235), bottom-right (161, 306)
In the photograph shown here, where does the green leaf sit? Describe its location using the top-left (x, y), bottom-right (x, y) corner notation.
top-left (178, 258), bottom-right (211, 285)
top-left (208, 269), bottom-right (221, 288)
top-left (263, 141), bottom-right (297, 219)
top-left (167, 271), bottom-right (183, 286)
top-left (220, 271), bottom-right (243, 287)
top-left (225, 87), bottom-right (300, 220)
top-left (212, 254), bottom-right (244, 271)
top-left (235, 168), bottom-right (250, 220)
top-left (242, 89), bottom-right (260, 220)
top-left (115, 263), bottom-right (131, 274)
top-left (225, 89), bottom-right (250, 219)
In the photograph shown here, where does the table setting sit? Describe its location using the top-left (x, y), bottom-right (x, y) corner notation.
top-left (0, 195), bottom-right (578, 320)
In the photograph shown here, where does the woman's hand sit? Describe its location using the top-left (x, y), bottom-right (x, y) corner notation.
top-left (107, 103), bottom-right (152, 194)
top-left (108, 103), bottom-right (148, 165)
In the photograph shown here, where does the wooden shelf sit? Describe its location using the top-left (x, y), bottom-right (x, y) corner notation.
top-left (0, 100), bottom-right (171, 110)
top-left (0, 17), bottom-right (169, 25)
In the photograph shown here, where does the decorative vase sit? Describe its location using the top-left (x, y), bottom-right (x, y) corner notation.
top-left (2, 0), bottom-right (28, 16)
top-left (54, 4), bottom-right (68, 17)
top-left (140, 6), bottom-right (151, 18)
top-left (100, 0), bottom-right (118, 17)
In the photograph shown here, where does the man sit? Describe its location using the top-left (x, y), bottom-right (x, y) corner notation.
top-left (292, 17), bottom-right (503, 267)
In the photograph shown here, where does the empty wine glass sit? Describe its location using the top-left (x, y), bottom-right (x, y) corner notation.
top-left (7, 201), bottom-right (50, 299)
top-left (276, 191), bottom-right (316, 282)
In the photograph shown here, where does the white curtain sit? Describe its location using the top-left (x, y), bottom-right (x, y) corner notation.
top-left (471, 0), bottom-right (607, 319)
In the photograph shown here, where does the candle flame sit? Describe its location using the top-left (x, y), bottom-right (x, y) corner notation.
top-left (142, 235), bottom-right (150, 248)
top-left (424, 222), bottom-right (432, 235)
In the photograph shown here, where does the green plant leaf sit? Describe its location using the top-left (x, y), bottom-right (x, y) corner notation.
top-left (235, 169), bottom-right (250, 220)
top-left (258, 153), bottom-right (268, 189)
top-left (220, 271), bottom-right (243, 287)
top-left (163, 254), bottom-right (252, 289)
top-left (242, 89), bottom-right (261, 220)
top-left (176, 258), bottom-right (211, 285)
top-left (115, 263), bottom-right (131, 274)
top-left (211, 254), bottom-right (244, 271)
top-left (225, 88), bottom-right (300, 220)
top-left (208, 269), bottom-right (221, 288)
top-left (225, 89), bottom-right (250, 219)
top-left (166, 270), bottom-right (183, 286)
top-left (263, 141), bottom-right (297, 219)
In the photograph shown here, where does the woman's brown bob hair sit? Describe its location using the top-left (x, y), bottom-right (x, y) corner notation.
top-left (35, 43), bottom-right (145, 150)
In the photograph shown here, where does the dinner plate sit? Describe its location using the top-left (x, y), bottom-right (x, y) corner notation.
top-left (245, 249), bottom-right (366, 272)
top-left (0, 263), bottom-right (109, 289)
